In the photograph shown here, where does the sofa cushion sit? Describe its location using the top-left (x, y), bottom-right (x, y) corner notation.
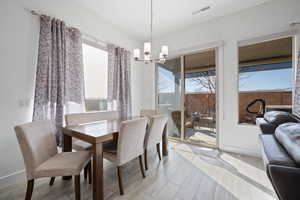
top-left (264, 111), bottom-right (298, 126)
top-left (256, 117), bottom-right (276, 134)
top-left (259, 134), bottom-right (296, 167)
top-left (275, 123), bottom-right (300, 165)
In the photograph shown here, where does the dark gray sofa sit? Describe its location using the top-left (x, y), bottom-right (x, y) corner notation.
top-left (258, 112), bottom-right (300, 200)
top-left (256, 111), bottom-right (299, 134)
top-left (260, 134), bottom-right (300, 200)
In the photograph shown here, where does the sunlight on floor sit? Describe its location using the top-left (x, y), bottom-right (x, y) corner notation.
top-left (189, 131), bottom-right (216, 145)
top-left (220, 153), bottom-right (273, 191)
top-left (173, 143), bottom-right (276, 200)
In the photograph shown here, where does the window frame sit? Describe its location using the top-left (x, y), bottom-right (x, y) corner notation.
top-left (236, 31), bottom-right (297, 126)
top-left (82, 39), bottom-right (109, 111)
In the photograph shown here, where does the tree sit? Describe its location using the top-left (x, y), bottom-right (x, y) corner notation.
top-left (191, 75), bottom-right (216, 94)
top-left (191, 72), bottom-right (251, 93)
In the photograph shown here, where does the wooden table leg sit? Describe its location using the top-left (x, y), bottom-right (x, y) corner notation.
top-left (162, 124), bottom-right (168, 156)
top-left (92, 143), bottom-right (103, 200)
top-left (62, 134), bottom-right (72, 180)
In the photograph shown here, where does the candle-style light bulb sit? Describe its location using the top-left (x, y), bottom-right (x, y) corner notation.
top-left (161, 45), bottom-right (168, 56)
top-left (133, 49), bottom-right (140, 60)
top-left (159, 53), bottom-right (164, 59)
top-left (144, 42), bottom-right (151, 55)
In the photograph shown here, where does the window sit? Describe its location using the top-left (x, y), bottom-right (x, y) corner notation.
top-left (82, 42), bottom-right (108, 111)
top-left (158, 66), bottom-right (176, 94)
top-left (238, 37), bottom-right (293, 124)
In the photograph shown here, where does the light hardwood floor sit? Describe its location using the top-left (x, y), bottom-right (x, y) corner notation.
top-left (0, 142), bottom-right (277, 200)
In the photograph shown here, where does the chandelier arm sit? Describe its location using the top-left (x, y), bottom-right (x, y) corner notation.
top-left (135, 57), bottom-right (165, 62)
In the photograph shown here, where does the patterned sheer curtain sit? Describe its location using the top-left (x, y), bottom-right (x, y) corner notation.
top-left (293, 49), bottom-right (300, 116)
top-left (107, 44), bottom-right (132, 119)
top-left (33, 15), bottom-right (85, 144)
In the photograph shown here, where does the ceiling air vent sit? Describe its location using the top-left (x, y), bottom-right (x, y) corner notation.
top-left (192, 6), bottom-right (211, 15)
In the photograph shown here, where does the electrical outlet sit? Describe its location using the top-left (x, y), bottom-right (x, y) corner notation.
top-left (18, 99), bottom-right (31, 107)
top-left (18, 99), bottom-right (24, 107)
top-left (24, 98), bottom-right (30, 107)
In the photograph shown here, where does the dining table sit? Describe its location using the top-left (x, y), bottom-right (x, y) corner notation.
top-left (61, 116), bottom-right (168, 200)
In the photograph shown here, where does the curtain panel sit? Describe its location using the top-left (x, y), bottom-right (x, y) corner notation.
top-left (294, 49), bottom-right (300, 116)
top-left (33, 15), bottom-right (85, 144)
top-left (107, 44), bottom-right (132, 119)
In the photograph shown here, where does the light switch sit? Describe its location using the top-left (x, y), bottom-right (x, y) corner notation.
top-left (18, 98), bottom-right (31, 107)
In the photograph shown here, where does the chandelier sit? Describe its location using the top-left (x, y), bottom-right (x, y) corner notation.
top-left (133, 0), bottom-right (168, 64)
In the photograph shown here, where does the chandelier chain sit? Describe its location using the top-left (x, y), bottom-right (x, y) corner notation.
top-left (133, 0), bottom-right (168, 63)
top-left (150, 0), bottom-right (153, 51)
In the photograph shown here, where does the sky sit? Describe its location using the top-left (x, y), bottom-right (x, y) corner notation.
top-left (158, 65), bottom-right (293, 93)
top-left (239, 68), bottom-right (292, 91)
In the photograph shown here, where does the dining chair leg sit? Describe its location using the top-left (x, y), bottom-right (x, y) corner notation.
top-left (144, 149), bottom-right (148, 170)
top-left (74, 175), bottom-right (81, 200)
top-left (139, 155), bottom-right (146, 178)
top-left (25, 179), bottom-right (34, 200)
top-left (49, 177), bottom-right (55, 186)
top-left (84, 166), bottom-right (88, 180)
top-left (88, 161), bottom-right (92, 184)
top-left (156, 143), bottom-right (162, 161)
top-left (117, 166), bottom-right (124, 195)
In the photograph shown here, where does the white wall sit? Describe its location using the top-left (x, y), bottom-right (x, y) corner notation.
top-left (144, 0), bottom-right (300, 157)
top-left (0, 0), bottom-right (144, 187)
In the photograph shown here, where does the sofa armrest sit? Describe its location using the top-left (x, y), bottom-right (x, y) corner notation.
top-left (256, 117), bottom-right (276, 134)
top-left (267, 165), bottom-right (300, 200)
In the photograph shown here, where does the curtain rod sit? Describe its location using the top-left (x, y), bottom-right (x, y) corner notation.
top-left (30, 10), bottom-right (110, 48)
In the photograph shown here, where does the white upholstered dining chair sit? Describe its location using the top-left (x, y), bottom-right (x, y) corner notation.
top-left (102, 118), bottom-right (148, 195)
top-left (65, 110), bottom-right (119, 182)
top-left (15, 120), bottom-right (91, 200)
top-left (143, 115), bottom-right (168, 170)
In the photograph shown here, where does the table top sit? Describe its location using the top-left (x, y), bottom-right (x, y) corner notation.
top-left (62, 116), bottom-right (144, 144)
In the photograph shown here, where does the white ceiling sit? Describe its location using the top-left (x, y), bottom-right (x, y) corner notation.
top-left (75, 0), bottom-right (272, 41)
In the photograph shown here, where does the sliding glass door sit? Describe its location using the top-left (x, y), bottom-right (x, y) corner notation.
top-left (156, 49), bottom-right (217, 147)
top-left (184, 50), bottom-right (217, 147)
top-left (157, 57), bottom-right (182, 139)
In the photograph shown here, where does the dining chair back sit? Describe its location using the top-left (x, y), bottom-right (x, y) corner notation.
top-left (15, 120), bottom-right (58, 180)
top-left (65, 110), bottom-right (119, 126)
top-left (117, 118), bottom-right (148, 166)
top-left (143, 114), bottom-right (168, 170)
top-left (145, 115), bottom-right (168, 148)
top-left (140, 109), bottom-right (158, 118)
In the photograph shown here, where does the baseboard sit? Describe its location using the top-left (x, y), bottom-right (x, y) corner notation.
top-left (220, 145), bottom-right (261, 158)
top-left (0, 169), bottom-right (26, 189)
